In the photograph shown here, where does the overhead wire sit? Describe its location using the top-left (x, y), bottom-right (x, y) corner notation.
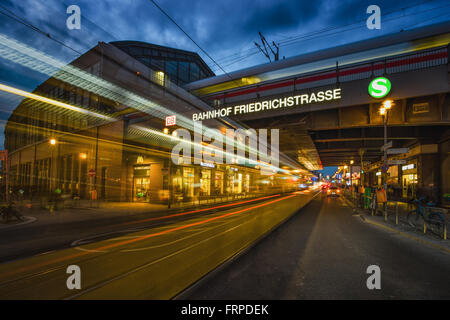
top-left (149, 0), bottom-right (234, 79)
top-left (208, 0), bottom-right (447, 70)
top-left (0, 3), bottom-right (82, 55)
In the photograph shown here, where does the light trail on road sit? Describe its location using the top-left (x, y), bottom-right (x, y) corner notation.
top-left (118, 194), bottom-right (281, 226)
top-left (0, 193), bottom-right (300, 289)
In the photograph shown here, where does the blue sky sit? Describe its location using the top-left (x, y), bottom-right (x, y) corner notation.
top-left (0, 0), bottom-right (449, 167)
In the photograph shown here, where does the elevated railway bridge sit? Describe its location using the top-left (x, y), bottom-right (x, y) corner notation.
top-left (185, 22), bottom-right (450, 204)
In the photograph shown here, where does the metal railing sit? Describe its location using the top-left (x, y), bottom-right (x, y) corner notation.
top-left (344, 189), bottom-right (448, 240)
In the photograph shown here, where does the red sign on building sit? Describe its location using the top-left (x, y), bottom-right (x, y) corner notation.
top-left (165, 115), bottom-right (176, 127)
top-left (0, 150), bottom-right (7, 161)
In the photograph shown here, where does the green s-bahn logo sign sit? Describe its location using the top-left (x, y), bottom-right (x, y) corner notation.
top-left (368, 77), bottom-right (391, 98)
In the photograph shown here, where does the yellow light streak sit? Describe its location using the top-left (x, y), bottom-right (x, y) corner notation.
top-left (0, 83), bottom-right (112, 121)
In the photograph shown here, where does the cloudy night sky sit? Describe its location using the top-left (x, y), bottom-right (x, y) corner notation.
top-left (1, 0), bottom-right (449, 175)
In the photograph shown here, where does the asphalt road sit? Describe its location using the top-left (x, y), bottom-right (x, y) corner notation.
top-left (0, 192), bottom-right (315, 299)
top-left (181, 194), bottom-right (450, 299)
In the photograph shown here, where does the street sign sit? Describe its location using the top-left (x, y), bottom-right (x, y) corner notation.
top-left (368, 77), bottom-right (391, 98)
top-left (387, 148), bottom-right (409, 155)
top-left (387, 159), bottom-right (406, 165)
top-left (380, 141), bottom-right (393, 151)
top-left (165, 115), bottom-right (176, 126)
top-left (88, 169), bottom-right (96, 177)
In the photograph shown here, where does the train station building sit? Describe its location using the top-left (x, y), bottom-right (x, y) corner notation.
top-left (3, 21), bottom-right (450, 205)
top-left (3, 40), bottom-right (300, 204)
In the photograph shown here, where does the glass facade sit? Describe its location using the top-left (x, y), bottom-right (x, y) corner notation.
top-left (111, 41), bottom-right (215, 86)
top-left (2, 40), bottom-right (299, 206)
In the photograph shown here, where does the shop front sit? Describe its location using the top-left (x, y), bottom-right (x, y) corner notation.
top-left (386, 165), bottom-right (401, 199)
top-left (200, 169), bottom-right (211, 196)
top-left (401, 162), bottom-right (418, 200)
top-left (225, 167), bottom-right (240, 194)
top-left (244, 173), bottom-right (250, 193)
top-left (172, 166), bottom-right (195, 202)
top-left (376, 171), bottom-right (382, 186)
top-left (133, 164), bottom-right (151, 202)
top-left (213, 171), bottom-right (224, 195)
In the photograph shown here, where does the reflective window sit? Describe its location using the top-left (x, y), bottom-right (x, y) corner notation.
top-left (165, 60), bottom-right (178, 82)
top-left (151, 59), bottom-right (164, 71)
top-left (129, 46), bottom-right (142, 56)
top-left (178, 61), bottom-right (189, 85)
top-left (137, 57), bottom-right (151, 66)
top-left (190, 63), bottom-right (199, 82)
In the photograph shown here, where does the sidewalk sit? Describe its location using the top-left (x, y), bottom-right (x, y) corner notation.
top-left (343, 190), bottom-right (449, 242)
top-left (0, 216), bottom-right (37, 229)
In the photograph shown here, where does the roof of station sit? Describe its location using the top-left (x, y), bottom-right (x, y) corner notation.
top-left (184, 21), bottom-right (450, 97)
top-left (110, 40), bottom-right (215, 77)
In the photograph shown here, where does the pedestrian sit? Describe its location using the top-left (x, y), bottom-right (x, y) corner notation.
top-left (370, 190), bottom-right (377, 216)
top-left (358, 184), bottom-right (365, 208)
top-left (376, 186), bottom-right (387, 216)
top-left (1, 201), bottom-right (24, 222)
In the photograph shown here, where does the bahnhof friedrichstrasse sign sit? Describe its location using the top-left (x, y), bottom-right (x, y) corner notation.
top-left (192, 88), bottom-right (342, 121)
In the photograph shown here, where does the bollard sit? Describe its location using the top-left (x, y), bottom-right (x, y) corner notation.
top-left (371, 195), bottom-right (375, 216)
top-left (395, 202), bottom-right (399, 225)
top-left (423, 221), bottom-right (427, 234)
top-left (444, 223), bottom-right (447, 240)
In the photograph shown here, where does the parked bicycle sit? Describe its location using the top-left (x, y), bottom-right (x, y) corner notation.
top-left (0, 202), bottom-right (25, 222)
top-left (407, 196), bottom-right (446, 230)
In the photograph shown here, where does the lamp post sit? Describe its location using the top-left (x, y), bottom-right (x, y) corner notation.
top-left (379, 100), bottom-right (393, 217)
top-left (379, 100), bottom-right (393, 190)
top-left (350, 160), bottom-right (354, 186)
top-left (343, 165), bottom-right (348, 188)
top-left (49, 138), bottom-right (56, 191)
top-left (359, 148), bottom-right (365, 186)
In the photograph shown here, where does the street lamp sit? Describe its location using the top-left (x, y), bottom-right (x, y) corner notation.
top-left (350, 160), bottom-right (354, 186)
top-left (379, 99), bottom-right (394, 167)
top-left (342, 165), bottom-right (348, 186)
top-left (49, 138), bottom-right (57, 191)
top-left (379, 100), bottom-right (394, 214)
top-left (359, 148), bottom-right (365, 187)
top-left (383, 99), bottom-right (392, 110)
